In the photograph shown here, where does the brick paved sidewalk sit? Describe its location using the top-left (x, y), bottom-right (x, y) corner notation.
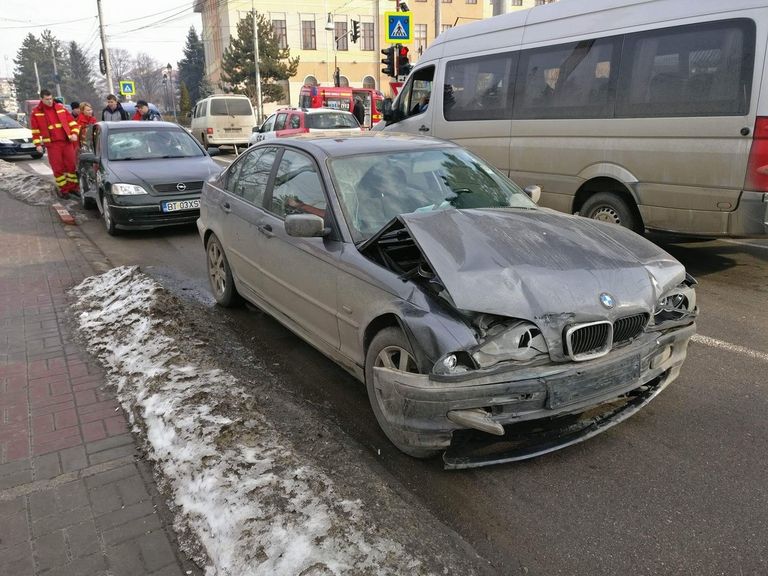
top-left (0, 192), bottom-right (197, 576)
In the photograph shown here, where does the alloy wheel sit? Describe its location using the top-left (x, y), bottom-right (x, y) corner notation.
top-left (374, 345), bottom-right (419, 373)
top-left (207, 240), bottom-right (226, 298)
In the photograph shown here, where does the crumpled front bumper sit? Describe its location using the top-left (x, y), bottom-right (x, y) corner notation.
top-left (372, 323), bottom-right (695, 468)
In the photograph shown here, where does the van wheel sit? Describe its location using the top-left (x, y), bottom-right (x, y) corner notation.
top-left (365, 328), bottom-right (440, 459)
top-left (201, 133), bottom-right (209, 149)
top-left (580, 192), bottom-right (641, 233)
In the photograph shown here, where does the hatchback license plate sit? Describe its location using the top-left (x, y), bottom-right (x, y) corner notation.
top-left (162, 199), bottom-right (200, 213)
top-left (21, 143), bottom-right (34, 148)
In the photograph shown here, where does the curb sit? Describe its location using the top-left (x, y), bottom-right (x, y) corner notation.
top-left (51, 202), bottom-right (76, 225)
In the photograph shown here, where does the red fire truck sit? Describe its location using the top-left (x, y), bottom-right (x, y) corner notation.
top-left (298, 86), bottom-right (383, 129)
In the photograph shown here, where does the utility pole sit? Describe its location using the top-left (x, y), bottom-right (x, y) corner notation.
top-left (50, 44), bottom-right (62, 98)
top-left (251, 2), bottom-right (263, 123)
top-left (33, 61), bottom-right (41, 93)
top-left (97, 0), bottom-right (114, 94)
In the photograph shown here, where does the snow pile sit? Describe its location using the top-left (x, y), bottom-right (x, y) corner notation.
top-left (0, 159), bottom-right (57, 205)
top-left (70, 266), bottom-right (431, 576)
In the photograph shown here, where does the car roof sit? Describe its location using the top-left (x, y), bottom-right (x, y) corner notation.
top-left (255, 132), bottom-right (457, 158)
top-left (101, 121), bottom-right (183, 131)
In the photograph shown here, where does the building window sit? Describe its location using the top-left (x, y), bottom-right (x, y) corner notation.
top-left (415, 23), bottom-right (427, 54)
top-left (335, 22), bottom-right (348, 51)
top-left (535, 0), bottom-right (556, 4)
top-left (361, 22), bottom-right (374, 51)
top-left (441, 25), bottom-right (452, 34)
top-left (302, 20), bottom-right (316, 50)
top-left (442, 0), bottom-right (452, 3)
top-left (466, 0), bottom-right (477, 4)
top-left (510, 0), bottom-right (522, 5)
top-left (272, 19), bottom-right (287, 50)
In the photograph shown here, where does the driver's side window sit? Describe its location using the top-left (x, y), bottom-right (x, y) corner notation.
top-left (396, 66), bottom-right (435, 119)
top-left (261, 114), bottom-right (276, 133)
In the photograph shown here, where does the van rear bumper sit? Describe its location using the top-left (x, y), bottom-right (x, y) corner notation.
top-left (729, 191), bottom-right (768, 237)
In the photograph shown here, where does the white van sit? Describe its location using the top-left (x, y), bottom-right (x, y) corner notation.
top-left (190, 95), bottom-right (256, 149)
top-left (382, 0), bottom-right (768, 237)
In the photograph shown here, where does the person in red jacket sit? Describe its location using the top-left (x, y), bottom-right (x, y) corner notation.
top-left (76, 102), bottom-right (98, 146)
top-left (30, 89), bottom-right (80, 198)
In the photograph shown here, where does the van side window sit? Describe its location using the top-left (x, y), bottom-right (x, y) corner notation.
top-left (444, 53), bottom-right (516, 121)
top-left (514, 37), bottom-right (620, 119)
top-left (395, 66), bottom-right (435, 119)
top-left (617, 19), bottom-right (755, 117)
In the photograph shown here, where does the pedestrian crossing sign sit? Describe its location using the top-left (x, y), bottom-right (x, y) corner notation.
top-left (119, 80), bottom-right (135, 96)
top-left (385, 12), bottom-right (412, 43)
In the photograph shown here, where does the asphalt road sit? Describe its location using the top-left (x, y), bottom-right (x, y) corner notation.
top-left (10, 153), bottom-right (768, 575)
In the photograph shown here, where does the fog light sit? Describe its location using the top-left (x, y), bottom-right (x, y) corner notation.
top-left (651, 345), bottom-right (672, 369)
top-left (442, 354), bottom-right (458, 370)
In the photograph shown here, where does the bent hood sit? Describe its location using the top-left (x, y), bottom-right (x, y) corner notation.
top-left (398, 208), bottom-right (685, 320)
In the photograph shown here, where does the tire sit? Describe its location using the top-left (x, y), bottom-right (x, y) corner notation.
top-left (365, 327), bottom-right (440, 459)
top-left (79, 173), bottom-right (96, 209)
top-left (206, 233), bottom-right (242, 307)
top-left (580, 192), bottom-right (642, 233)
top-left (201, 133), bottom-right (209, 150)
top-left (30, 151), bottom-right (43, 160)
top-left (101, 194), bottom-right (119, 236)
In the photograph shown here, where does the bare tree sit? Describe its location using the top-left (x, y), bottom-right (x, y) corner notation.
top-left (109, 48), bottom-right (133, 91)
top-left (130, 53), bottom-right (163, 105)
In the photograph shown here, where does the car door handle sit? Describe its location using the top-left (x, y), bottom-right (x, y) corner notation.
top-left (258, 223), bottom-right (274, 237)
top-left (221, 201), bottom-right (231, 213)
top-left (418, 125), bottom-right (430, 132)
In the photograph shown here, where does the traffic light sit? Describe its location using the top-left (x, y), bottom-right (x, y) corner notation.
top-left (381, 46), bottom-right (395, 77)
top-left (351, 20), bottom-right (360, 43)
top-left (397, 45), bottom-right (412, 77)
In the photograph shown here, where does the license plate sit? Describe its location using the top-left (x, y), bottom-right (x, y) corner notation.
top-left (546, 354), bottom-right (641, 409)
top-left (223, 128), bottom-right (241, 132)
top-left (21, 143), bottom-right (34, 148)
top-left (162, 199), bottom-right (200, 213)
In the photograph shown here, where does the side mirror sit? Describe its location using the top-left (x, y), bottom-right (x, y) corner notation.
top-left (252, 126), bottom-right (259, 133)
top-left (382, 98), bottom-right (393, 122)
top-left (285, 214), bottom-right (327, 238)
top-left (524, 185), bottom-right (541, 204)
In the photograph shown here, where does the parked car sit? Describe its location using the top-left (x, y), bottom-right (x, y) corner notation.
top-left (0, 113), bottom-right (43, 159)
top-left (197, 133), bottom-right (697, 468)
top-left (249, 107), bottom-right (361, 145)
top-left (78, 121), bottom-right (222, 235)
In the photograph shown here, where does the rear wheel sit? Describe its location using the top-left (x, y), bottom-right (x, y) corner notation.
top-left (206, 233), bottom-right (241, 307)
top-left (580, 192), bottom-right (642, 233)
top-left (365, 327), bottom-right (440, 459)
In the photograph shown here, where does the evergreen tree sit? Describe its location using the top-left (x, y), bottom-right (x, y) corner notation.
top-left (64, 41), bottom-right (99, 106)
top-left (179, 82), bottom-right (192, 121)
top-left (177, 27), bottom-right (207, 104)
top-left (220, 12), bottom-right (299, 104)
top-left (13, 33), bottom-right (46, 102)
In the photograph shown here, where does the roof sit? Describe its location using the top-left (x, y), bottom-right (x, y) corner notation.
top-left (256, 132), bottom-right (457, 158)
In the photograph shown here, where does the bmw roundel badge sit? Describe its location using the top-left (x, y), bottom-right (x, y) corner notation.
top-left (600, 292), bottom-right (615, 309)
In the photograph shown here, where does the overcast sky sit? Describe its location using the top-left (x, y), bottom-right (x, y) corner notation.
top-left (0, 1), bottom-right (203, 78)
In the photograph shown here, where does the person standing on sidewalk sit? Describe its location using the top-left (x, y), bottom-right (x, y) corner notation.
top-left (30, 89), bottom-right (80, 198)
top-left (76, 101), bottom-right (98, 147)
top-left (101, 94), bottom-right (129, 121)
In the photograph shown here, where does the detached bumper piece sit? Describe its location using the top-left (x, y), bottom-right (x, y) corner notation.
top-left (443, 374), bottom-right (666, 470)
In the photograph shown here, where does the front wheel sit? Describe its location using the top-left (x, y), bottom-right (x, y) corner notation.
top-left (365, 327), bottom-right (440, 459)
top-left (101, 195), bottom-right (118, 236)
top-left (580, 192), bottom-right (642, 234)
top-left (206, 233), bottom-right (241, 307)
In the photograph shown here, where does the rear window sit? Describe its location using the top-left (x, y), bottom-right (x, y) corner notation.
top-left (307, 112), bottom-right (359, 129)
top-left (210, 98), bottom-right (254, 116)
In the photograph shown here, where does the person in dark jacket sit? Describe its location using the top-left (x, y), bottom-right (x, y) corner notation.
top-left (134, 100), bottom-right (161, 121)
top-left (353, 97), bottom-right (366, 126)
top-left (101, 94), bottom-right (129, 121)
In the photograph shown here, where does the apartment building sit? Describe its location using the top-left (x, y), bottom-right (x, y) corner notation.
top-left (194, 0), bottom-right (489, 108)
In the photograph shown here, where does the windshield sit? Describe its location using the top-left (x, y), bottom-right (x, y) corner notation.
top-left (307, 112), bottom-right (359, 129)
top-left (107, 129), bottom-right (204, 161)
top-left (210, 98), bottom-right (253, 116)
top-left (0, 115), bottom-right (23, 129)
top-left (329, 147), bottom-right (535, 242)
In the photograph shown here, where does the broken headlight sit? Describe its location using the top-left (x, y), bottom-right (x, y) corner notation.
top-left (653, 280), bottom-right (696, 324)
top-left (471, 320), bottom-right (549, 369)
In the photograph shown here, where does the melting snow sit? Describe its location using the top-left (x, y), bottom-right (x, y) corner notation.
top-left (70, 266), bottom-right (433, 576)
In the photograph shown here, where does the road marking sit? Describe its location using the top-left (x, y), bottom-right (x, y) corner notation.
top-left (692, 334), bottom-right (768, 363)
top-left (29, 162), bottom-right (52, 175)
top-left (723, 239), bottom-right (768, 250)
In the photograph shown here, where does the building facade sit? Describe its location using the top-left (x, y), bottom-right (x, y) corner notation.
top-left (194, 0), bottom-right (489, 112)
top-left (0, 78), bottom-right (19, 113)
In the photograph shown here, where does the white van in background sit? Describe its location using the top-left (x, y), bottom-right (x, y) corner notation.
top-left (381, 0), bottom-right (768, 238)
top-left (190, 95), bottom-right (256, 150)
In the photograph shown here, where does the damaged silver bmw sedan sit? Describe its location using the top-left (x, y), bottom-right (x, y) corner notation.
top-left (197, 133), bottom-right (697, 469)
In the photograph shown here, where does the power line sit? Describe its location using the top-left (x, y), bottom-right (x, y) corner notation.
top-left (0, 16), bottom-right (96, 30)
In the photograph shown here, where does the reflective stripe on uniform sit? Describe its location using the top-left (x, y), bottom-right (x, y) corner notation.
top-left (65, 173), bottom-right (78, 183)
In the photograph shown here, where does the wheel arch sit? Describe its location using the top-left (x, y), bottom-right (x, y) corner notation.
top-left (572, 177), bottom-right (644, 231)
